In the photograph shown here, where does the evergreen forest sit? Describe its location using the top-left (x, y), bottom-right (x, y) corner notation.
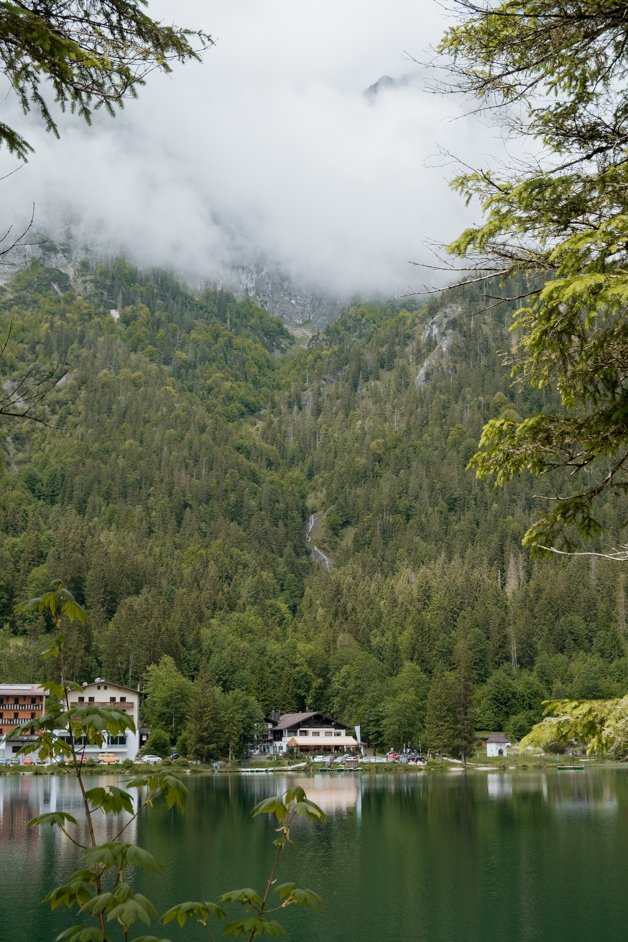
top-left (1, 257), bottom-right (626, 757)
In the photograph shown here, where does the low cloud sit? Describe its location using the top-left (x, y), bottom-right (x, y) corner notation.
top-left (0, 1), bottom-right (495, 300)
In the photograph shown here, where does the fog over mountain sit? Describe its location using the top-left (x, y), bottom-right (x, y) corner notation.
top-left (0, 1), bottom-right (502, 310)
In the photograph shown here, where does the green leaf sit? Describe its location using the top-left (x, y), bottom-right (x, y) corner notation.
top-left (80, 893), bottom-right (114, 916)
top-left (162, 900), bottom-right (226, 927)
top-left (45, 871), bottom-right (99, 911)
top-left (16, 582), bottom-right (88, 623)
top-left (274, 883), bottom-right (296, 899)
top-left (29, 811), bottom-right (78, 829)
top-left (219, 888), bottom-right (264, 908)
top-left (274, 883), bottom-right (321, 908)
top-left (223, 917), bottom-right (287, 937)
top-left (289, 887), bottom-right (322, 909)
top-left (126, 845), bottom-right (163, 872)
top-left (55, 927), bottom-right (105, 942)
top-left (85, 785), bottom-right (134, 816)
top-left (251, 796), bottom-right (287, 822)
top-left (284, 786), bottom-right (306, 804)
top-left (107, 896), bottom-right (157, 928)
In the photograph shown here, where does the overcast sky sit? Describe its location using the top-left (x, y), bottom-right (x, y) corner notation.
top-left (1, 1), bottom-right (500, 299)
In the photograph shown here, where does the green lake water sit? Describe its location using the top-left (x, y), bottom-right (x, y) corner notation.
top-left (2, 768), bottom-right (628, 942)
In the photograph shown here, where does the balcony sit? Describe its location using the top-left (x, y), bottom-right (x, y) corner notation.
top-left (72, 700), bottom-right (135, 713)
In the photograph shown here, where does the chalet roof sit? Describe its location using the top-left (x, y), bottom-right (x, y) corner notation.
top-left (272, 711), bottom-right (350, 732)
top-left (0, 684), bottom-right (46, 697)
top-left (487, 734), bottom-right (511, 744)
top-left (80, 679), bottom-right (144, 696)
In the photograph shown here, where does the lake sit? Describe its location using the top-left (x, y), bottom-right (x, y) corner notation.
top-left (2, 768), bottom-right (628, 942)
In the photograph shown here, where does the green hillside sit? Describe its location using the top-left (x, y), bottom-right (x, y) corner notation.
top-left (0, 259), bottom-right (625, 755)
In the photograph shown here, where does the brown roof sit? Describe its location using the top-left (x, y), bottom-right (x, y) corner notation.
top-left (80, 679), bottom-right (144, 696)
top-left (0, 684), bottom-right (46, 697)
top-left (272, 711), bottom-right (350, 732)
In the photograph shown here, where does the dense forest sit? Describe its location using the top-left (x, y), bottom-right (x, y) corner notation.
top-left (0, 258), bottom-right (625, 757)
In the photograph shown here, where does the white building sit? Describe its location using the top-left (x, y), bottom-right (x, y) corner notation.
top-left (67, 679), bottom-right (143, 761)
top-left (486, 734), bottom-right (511, 758)
top-left (268, 711), bottom-right (358, 755)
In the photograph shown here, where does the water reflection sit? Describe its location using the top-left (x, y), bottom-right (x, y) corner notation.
top-left (284, 773), bottom-right (360, 815)
top-left (0, 774), bottom-right (41, 844)
top-left (0, 772), bottom-right (139, 851)
top-left (3, 769), bottom-right (628, 942)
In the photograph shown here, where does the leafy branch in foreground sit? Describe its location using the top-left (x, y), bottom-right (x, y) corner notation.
top-left (14, 580), bottom-right (324, 942)
top-left (522, 696), bottom-right (628, 759)
top-left (438, 0), bottom-right (628, 557)
top-left (163, 789), bottom-right (325, 941)
top-left (0, 1), bottom-right (214, 160)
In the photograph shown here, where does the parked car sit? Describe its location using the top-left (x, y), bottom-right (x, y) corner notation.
top-left (169, 753), bottom-right (180, 760)
top-left (140, 754), bottom-right (162, 764)
top-left (98, 753), bottom-right (120, 764)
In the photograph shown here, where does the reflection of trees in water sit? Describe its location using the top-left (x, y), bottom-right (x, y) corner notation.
top-left (482, 770), bottom-right (619, 813)
top-left (546, 771), bottom-right (618, 814)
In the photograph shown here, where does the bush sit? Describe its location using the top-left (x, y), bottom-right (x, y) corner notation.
top-left (143, 728), bottom-right (171, 757)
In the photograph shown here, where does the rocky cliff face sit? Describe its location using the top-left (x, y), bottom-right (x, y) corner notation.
top-left (0, 238), bottom-right (346, 330)
top-left (226, 262), bottom-right (344, 328)
top-left (0, 238), bottom-right (79, 285)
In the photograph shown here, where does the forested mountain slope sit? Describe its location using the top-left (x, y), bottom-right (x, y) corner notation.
top-left (0, 259), bottom-right (625, 753)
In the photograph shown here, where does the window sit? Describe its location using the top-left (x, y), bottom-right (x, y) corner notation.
top-left (334, 731), bottom-right (342, 737)
top-left (120, 697), bottom-right (126, 703)
top-left (110, 697), bottom-right (116, 703)
top-left (299, 730), bottom-right (308, 736)
top-left (30, 713), bottom-right (35, 719)
top-left (88, 697), bottom-right (94, 703)
top-left (78, 697), bottom-right (85, 703)
top-left (108, 734), bottom-right (126, 746)
top-left (325, 731), bottom-right (332, 737)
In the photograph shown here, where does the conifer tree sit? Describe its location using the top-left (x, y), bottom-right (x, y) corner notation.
top-left (0, 1), bottom-right (212, 159)
top-left (441, 1), bottom-right (628, 557)
top-left (425, 666), bottom-right (457, 756)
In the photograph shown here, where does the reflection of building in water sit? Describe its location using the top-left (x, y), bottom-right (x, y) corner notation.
top-left (0, 776), bottom-right (40, 843)
top-left (487, 773), bottom-right (550, 801)
top-left (288, 774), bottom-right (360, 815)
top-left (242, 773), bottom-right (361, 815)
top-left (0, 773), bottom-right (140, 865)
top-left (487, 773), bottom-right (513, 800)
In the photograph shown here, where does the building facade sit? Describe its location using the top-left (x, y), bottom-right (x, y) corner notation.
top-left (267, 711), bottom-right (358, 755)
top-left (486, 734), bottom-right (511, 758)
top-left (66, 679), bottom-right (142, 761)
top-left (0, 684), bottom-right (46, 763)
